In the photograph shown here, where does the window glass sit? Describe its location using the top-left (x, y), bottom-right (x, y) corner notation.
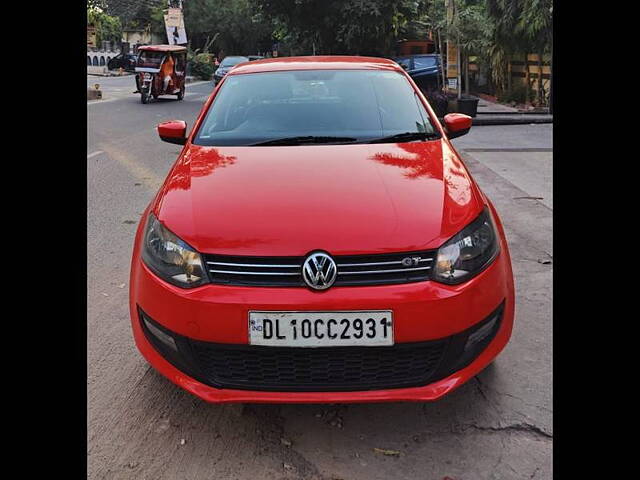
top-left (137, 51), bottom-right (164, 68)
top-left (193, 69), bottom-right (437, 146)
top-left (413, 56), bottom-right (437, 69)
top-left (220, 56), bottom-right (248, 67)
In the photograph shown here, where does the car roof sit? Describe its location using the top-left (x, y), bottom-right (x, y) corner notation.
top-left (394, 54), bottom-right (439, 59)
top-left (137, 45), bottom-right (187, 53)
top-left (228, 55), bottom-right (403, 75)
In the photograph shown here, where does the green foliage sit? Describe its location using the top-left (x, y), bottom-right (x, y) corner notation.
top-left (191, 59), bottom-right (215, 80)
top-left (184, 0), bottom-right (273, 55)
top-left (485, 0), bottom-right (553, 94)
top-left (452, 3), bottom-right (491, 54)
top-left (88, 7), bottom-right (123, 47)
top-left (104, 0), bottom-right (164, 29)
top-left (149, 4), bottom-right (167, 37)
top-left (254, 0), bottom-right (423, 56)
top-left (195, 53), bottom-right (215, 64)
top-left (497, 82), bottom-right (534, 104)
top-left (516, 0), bottom-right (552, 53)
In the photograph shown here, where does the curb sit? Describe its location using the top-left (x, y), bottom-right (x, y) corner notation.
top-left (478, 110), bottom-right (550, 115)
top-left (472, 115), bottom-right (553, 126)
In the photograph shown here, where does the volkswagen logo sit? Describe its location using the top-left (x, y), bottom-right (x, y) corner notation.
top-left (302, 252), bottom-right (337, 290)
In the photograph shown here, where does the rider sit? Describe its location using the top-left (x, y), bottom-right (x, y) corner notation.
top-left (161, 53), bottom-right (175, 93)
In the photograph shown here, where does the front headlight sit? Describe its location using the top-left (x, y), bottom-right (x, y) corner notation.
top-left (141, 213), bottom-right (207, 288)
top-left (432, 208), bottom-right (500, 285)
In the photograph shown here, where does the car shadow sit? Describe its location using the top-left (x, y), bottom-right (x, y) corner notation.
top-left (103, 362), bottom-right (515, 479)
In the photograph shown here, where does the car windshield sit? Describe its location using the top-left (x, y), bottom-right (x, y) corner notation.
top-left (413, 57), bottom-right (437, 69)
top-left (220, 56), bottom-right (248, 67)
top-left (137, 51), bottom-right (164, 68)
top-left (394, 57), bottom-right (411, 69)
top-left (193, 69), bottom-right (438, 146)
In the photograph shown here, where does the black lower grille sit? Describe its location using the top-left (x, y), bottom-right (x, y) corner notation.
top-left (189, 340), bottom-right (447, 391)
top-left (138, 301), bottom-right (504, 392)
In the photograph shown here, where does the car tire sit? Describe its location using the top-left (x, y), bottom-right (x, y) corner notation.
top-left (177, 85), bottom-right (185, 101)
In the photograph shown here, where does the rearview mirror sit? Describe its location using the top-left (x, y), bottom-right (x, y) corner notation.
top-left (443, 113), bottom-right (472, 139)
top-left (158, 120), bottom-right (187, 145)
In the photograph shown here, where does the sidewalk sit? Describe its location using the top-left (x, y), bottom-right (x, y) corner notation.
top-left (474, 96), bottom-right (552, 125)
top-left (88, 67), bottom-right (134, 77)
top-left (477, 97), bottom-right (519, 114)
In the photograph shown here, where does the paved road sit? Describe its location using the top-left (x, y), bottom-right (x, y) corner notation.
top-left (87, 74), bottom-right (211, 103)
top-left (87, 81), bottom-right (552, 480)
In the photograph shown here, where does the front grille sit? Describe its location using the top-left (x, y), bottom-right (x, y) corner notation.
top-left (189, 340), bottom-right (448, 391)
top-left (202, 250), bottom-right (437, 287)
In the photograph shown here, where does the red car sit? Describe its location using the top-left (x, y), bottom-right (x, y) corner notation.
top-left (129, 56), bottom-right (515, 404)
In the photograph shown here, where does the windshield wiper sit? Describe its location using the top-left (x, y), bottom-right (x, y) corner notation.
top-left (362, 131), bottom-right (441, 144)
top-left (250, 136), bottom-right (358, 146)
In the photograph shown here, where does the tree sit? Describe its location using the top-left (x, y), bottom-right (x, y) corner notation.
top-left (253, 0), bottom-right (422, 56)
top-left (485, 0), bottom-right (524, 95)
top-left (516, 0), bottom-right (552, 105)
top-left (102, 0), bottom-right (165, 30)
top-left (485, 0), bottom-right (552, 105)
top-left (88, 7), bottom-right (123, 47)
top-left (448, 1), bottom-right (491, 96)
top-left (184, 0), bottom-right (273, 55)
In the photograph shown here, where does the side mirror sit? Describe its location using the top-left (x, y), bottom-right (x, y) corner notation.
top-left (443, 113), bottom-right (472, 139)
top-left (158, 120), bottom-right (187, 145)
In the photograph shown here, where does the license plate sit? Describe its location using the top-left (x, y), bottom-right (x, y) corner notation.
top-left (248, 311), bottom-right (393, 347)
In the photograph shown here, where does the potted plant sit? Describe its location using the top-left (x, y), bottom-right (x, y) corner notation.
top-left (451, 94), bottom-right (480, 117)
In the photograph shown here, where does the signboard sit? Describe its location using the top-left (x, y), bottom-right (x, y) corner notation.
top-left (447, 78), bottom-right (458, 90)
top-left (87, 26), bottom-right (96, 48)
top-left (164, 8), bottom-right (188, 45)
top-left (446, 43), bottom-right (458, 78)
top-left (165, 8), bottom-right (183, 27)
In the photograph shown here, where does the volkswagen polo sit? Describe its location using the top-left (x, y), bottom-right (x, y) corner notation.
top-left (129, 56), bottom-right (515, 403)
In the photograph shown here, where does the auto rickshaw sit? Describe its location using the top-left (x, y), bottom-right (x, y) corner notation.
top-left (135, 45), bottom-right (187, 104)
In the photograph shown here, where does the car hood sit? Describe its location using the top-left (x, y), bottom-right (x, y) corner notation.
top-left (154, 141), bottom-right (484, 256)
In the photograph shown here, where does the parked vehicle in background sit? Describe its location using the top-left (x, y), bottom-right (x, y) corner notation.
top-left (392, 54), bottom-right (442, 91)
top-left (108, 53), bottom-right (138, 72)
top-left (213, 56), bottom-right (249, 84)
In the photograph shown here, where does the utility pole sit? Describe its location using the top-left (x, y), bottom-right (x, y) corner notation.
top-left (445, 0), bottom-right (459, 98)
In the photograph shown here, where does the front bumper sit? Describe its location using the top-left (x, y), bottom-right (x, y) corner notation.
top-left (129, 233), bottom-right (515, 403)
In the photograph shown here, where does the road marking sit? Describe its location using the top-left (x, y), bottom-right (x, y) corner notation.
top-left (87, 97), bottom-right (121, 106)
top-left (87, 150), bottom-right (104, 159)
top-left (98, 144), bottom-right (164, 190)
